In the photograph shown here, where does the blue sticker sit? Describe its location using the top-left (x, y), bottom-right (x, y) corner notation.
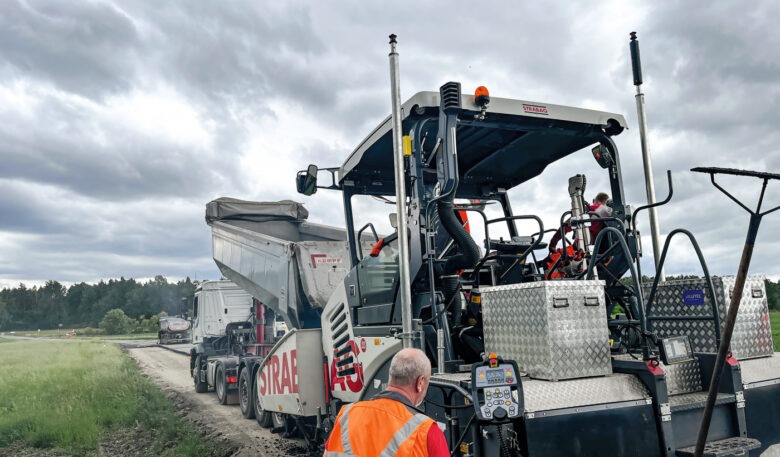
top-left (683, 289), bottom-right (705, 305)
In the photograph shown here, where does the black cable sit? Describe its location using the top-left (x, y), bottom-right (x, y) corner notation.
top-left (449, 413), bottom-right (476, 457)
top-left (421, 283), bottom-right (462, 325)
top-left (497, 424), bottom-right (513, 457)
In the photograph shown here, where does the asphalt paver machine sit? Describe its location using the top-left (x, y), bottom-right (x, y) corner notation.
top-left (206, 44), bottom-right (780, 457)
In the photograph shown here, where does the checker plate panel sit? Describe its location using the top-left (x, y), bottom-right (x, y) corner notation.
top-left (643, 276), bottom-right (773, 359)
top-left (482, 281), bottom-right (611, 381)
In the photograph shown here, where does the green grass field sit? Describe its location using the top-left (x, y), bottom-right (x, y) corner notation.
top-left (0, 338), bottom-right (218, 456)
top-left (771, 311), bottom-right (780, 352)
top-left (5, 328), bottom-right (158, 340)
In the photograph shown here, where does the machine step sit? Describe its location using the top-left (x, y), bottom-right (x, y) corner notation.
top-left (675, 437), bottom-right (761, 457)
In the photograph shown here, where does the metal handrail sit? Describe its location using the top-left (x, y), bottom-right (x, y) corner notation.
top-left (643, 229), bottom-right (721, 349)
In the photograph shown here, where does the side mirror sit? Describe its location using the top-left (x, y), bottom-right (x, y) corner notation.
top-left (296, 164), bottom-right (319, 195)
top-left (388, 213), bottom-right (398, 229)
top-left (591, 145), bottom-right (615, 169)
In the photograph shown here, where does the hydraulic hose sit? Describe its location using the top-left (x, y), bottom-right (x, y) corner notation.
top-left (438, 199), bottom-right (480, 323)
top-left (438, 199), bottom-right (480, 274)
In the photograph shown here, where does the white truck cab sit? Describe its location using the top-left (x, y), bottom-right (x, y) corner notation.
top-left (191, 280), bottom-right (253, 344)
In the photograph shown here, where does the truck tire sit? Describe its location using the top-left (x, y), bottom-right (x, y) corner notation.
top-left (193, 355), bottom-right (208, 393)
top-left (216, 365), bottom-right (228, 405)
top-left (272, 413), bottom-right (286, 431)
top-left (239, 368), bottom-right (255, 419)
top-left (272, 413), bottom-right (297, 438)
top-left (253, 371), bottom-right (272, 428)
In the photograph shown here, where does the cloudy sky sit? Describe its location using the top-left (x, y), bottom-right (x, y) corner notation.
top-left (1, 1), bottom-right (779, 289)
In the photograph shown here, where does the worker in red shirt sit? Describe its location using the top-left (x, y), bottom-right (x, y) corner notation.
top-left (323, 348), bottom-right (449, 457)
top-left (548, 192), bottom-right (613, 252)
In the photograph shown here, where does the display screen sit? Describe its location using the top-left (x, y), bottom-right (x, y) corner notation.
top-left (485, 368), bottom-right (504, 384)
top-left (661, 336), bottom-right (693, 364)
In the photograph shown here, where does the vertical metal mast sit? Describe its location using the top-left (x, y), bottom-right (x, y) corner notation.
top-left (630, 32), bottom-right (665, 280)
top-left (388, 34), bottom-right (413, 348)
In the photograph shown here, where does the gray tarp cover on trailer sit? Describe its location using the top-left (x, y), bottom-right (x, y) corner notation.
top-left (205, 197), bottom-right (309, 223)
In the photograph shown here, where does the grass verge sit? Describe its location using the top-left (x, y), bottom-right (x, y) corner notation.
top-left (5, 328), bottom-right (158, 340)
top-left (771, 311), bottom-right (779, 352)
top-left (0, 338), bottom-right (221, 456)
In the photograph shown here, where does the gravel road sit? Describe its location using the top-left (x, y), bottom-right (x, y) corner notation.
top-left (126, 345), bottom-right (310, 457)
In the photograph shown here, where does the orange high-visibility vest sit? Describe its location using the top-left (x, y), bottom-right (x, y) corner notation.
top-left (324, 397), bottom-right (435, 457)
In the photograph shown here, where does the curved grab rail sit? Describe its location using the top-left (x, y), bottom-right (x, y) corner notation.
top-left (643, 228), bottom-right (721, 349)
top-left (631, 170), bottom-right (673, 281)
top-left (468, 214), bottom-right (544, 287)
top-left (356, 223), bottom-right (379, 260)
top-left (631, 170), bottom-right (674, 229)
top-left (588, 226), bottom-right (649, 356)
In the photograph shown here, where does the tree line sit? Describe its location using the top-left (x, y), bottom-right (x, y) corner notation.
top-left (0, 275), bottom-right (197, 332)
top-left (0, 275), bottom-right (777, 333)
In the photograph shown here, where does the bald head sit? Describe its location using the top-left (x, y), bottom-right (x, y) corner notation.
top-left (388, 348), bottom-right (431, 387)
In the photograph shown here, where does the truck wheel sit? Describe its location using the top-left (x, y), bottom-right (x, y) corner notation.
top-left (272, 413), bottom-right (297, 438)
top-left (272, 413), bottom-right (286, 430)
top-left (239, 368), bottom-right (255, 419)
top-left (253, 371), bottom-right (272, 428)
top-left (216, 365), bottom-right (228, 405)
top-left (193, 355), bottom-right (208, 393)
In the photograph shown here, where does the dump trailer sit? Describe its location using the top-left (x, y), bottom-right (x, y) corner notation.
top-left (189, 280), bottom-right (288, 421)
top-left (207, 85), bottom-right (780, 456)
top-left (158, 316), bottom-right (191, 344)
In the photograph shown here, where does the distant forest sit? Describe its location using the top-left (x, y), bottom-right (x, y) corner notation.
top-left (0, 276), bottom-right (778, 332)
top-left (0, 276), bottom-right (197, 331)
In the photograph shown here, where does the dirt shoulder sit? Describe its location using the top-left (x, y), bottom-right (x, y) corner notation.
top-left (126, 346), bottom-right (309, 457)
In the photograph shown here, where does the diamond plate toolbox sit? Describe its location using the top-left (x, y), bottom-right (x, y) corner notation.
top-left (481, 280), bottom-right (611, 381)
top-left (642, 276), bottom-right (773, 359)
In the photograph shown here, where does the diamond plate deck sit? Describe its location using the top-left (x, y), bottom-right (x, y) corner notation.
top-left (482, 280), bottom-right (611, 381)
top-left (643, 276), bottom-right (773, 360)
top-left (431, 372), bottom-right (650, 413)
top-left (522, 373), bottom-right (649, 412)
top-left (675, 437), bottom-right (761, 457)
top-left (739, 352), bottom-right (780, 387)
top-left (668, 392), bottom-right (734, 412)
top-left (430, 372), bottom-right (471, 388)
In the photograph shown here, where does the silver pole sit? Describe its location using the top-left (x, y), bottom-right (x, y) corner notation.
top-left (635, 87), bottom-right (665, 281)
top-left (388, 34), bottom-right (414, 348)
top-left (630, 32), bottom-right (664, 281)
top-left (437, 329), bottom-right (445, 374)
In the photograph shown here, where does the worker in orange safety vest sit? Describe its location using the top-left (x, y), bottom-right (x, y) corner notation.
top-left (323, 348), bottom-right (449, 457)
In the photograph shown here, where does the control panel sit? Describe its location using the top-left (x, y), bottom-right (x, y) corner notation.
top-left (471, 354), bottom-right (523, 423)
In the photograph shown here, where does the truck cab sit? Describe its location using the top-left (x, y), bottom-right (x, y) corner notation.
top-left (191, 280), bottom-right (253, 345)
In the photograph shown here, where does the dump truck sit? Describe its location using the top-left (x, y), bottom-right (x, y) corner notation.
top-left (157, 316), bottom-right (191, 344)
top-left (189, 280), bottom-right (288, 423)
top-left (202, 63), bottom-right (780, 457)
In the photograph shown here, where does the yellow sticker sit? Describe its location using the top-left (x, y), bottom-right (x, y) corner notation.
top-left (402, 135), bottom-right (412, 156)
